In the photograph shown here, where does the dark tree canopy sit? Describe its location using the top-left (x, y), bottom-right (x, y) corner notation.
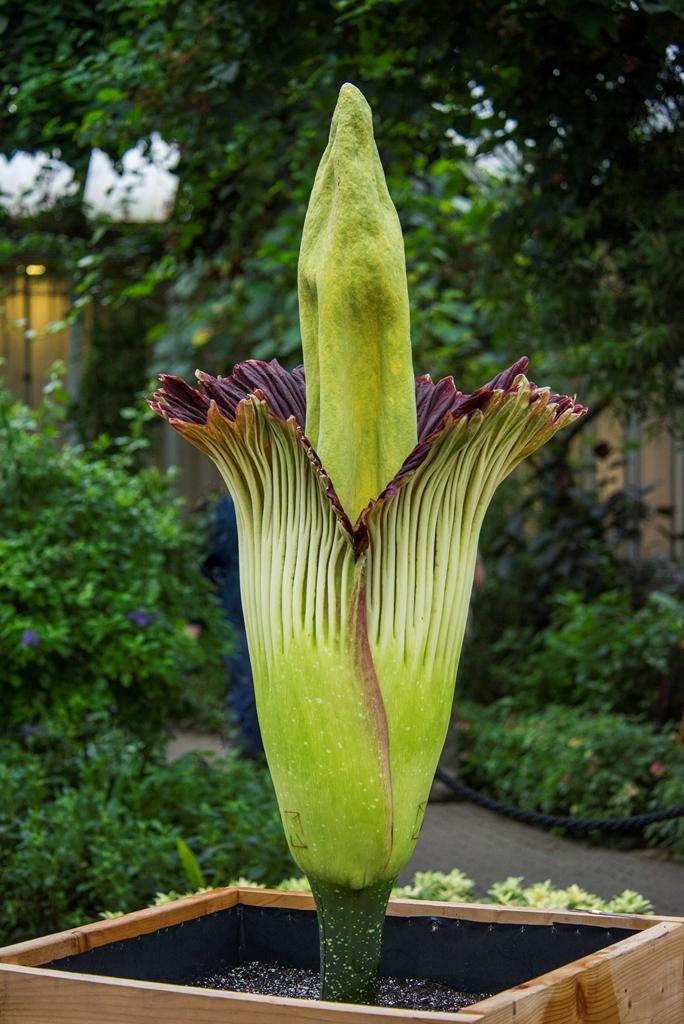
top-left (1, 0), bottom-right (682, 425)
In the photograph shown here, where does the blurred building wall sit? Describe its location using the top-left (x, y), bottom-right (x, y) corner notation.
top-left (594, 411), bottom-right (684, 560)
top-left (0, 270), bottom-right (221, 508)
top-left (0, 270), bottom-right (70, 406)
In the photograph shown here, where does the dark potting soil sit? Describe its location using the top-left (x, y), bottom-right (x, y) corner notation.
top-left (192, 960), bottom-right (492, 1012)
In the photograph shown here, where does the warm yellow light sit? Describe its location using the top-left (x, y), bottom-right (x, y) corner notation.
top-left (25, 264), bottom-right (46, 276)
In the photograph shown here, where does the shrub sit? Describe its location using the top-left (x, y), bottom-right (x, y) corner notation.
top-left (646, 758), bottom-right (684, 863)
top-left (457, 450), bottom-right (680, 710)
top-left (0, 374), bottom-right (227, 740)
top-left (487, 590), bottom-right (684, 719)
top-left (483, 877), bottom-right (652, 914)
top-left (400, 871), bottom-right (652, 914)
top-left (457, 699), bottom-right (684, 823)
top-left (0, 720), bottom-right (294, 944)
top-left (392, 869), bottom-right (475, 902)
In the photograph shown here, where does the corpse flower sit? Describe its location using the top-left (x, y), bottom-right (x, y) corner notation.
top-left (151, 84), bottom-right (585, 1005)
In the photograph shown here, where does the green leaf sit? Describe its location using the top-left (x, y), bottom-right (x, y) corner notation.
top-left (95, 87), bottom-right (125, 103)
top-left (176, 837), bottom-right (206, 891)
top-left (80, 109), bottom-right (105, 131)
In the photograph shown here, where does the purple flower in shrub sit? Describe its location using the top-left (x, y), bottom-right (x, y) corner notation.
top-left (19, 723), bottom-right (49, 744)
top-left (21, 629), bottom-right (40, 648)
top-left (127, 608), bottom-right (160, 628)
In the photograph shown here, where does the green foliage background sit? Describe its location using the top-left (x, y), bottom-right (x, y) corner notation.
top-left (1, 0), bottom-right (683, 932)
top-left (0, 374), bottom-right (228, 739)
top-left (457, 699), bottom-right (684, 821)
top-left (0, 721), bottom-right (293, 944)
top-left (1, 0), bottom-right (683, 424)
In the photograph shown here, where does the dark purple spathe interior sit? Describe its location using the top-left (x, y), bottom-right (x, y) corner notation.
top-left (151, 356), bottom-right (583, 438)
top-left (151, 357), bottom-right (585, 541)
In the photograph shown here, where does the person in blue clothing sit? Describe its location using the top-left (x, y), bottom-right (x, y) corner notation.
top-left (204, 494), bottom-right (264, 758)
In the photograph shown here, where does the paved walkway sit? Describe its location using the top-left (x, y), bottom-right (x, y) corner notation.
top-left (168, 730), bottom-right (684, 916)
top-left (406, 799), bottom-right (684, 916)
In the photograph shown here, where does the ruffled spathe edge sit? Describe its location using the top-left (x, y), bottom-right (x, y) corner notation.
top-left (150, 356), bottom-right (586, 551)
top-left (152, 359), bottom-right (350, 537)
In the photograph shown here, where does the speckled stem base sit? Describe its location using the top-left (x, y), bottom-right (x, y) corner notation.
top-left (310, 876), bottom-right (396, 1005)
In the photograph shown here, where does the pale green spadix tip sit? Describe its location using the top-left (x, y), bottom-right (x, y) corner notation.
top-left (298, 83), bottom-right (417, 522)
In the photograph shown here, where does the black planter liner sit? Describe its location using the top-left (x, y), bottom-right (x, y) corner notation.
top-left (45, 904), bottom-right (636, 998)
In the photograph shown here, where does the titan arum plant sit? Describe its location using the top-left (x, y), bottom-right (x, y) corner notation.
top-left (152, 84), bottom-right (585, 1005)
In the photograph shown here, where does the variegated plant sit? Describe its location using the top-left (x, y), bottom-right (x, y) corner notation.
top-left (152, 84), bottom-right (584, 1005)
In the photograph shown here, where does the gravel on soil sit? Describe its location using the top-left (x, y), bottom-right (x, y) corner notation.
top-left (192, 960), bottom-right (491, 1012)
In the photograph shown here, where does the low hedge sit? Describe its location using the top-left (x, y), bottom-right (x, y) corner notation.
top-left (0, 378), bottom-right (227, 742)
top-left (0, 722), bottom-right (294, 945)
top-left (456, 700), bottom-right (684, 859)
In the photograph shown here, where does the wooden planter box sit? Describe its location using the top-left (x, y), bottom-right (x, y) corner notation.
top-left (1, 886), bottom-right (682, 1023)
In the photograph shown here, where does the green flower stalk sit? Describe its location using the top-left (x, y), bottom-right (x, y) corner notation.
top-left (151, 83), bottom-right (585, 1005)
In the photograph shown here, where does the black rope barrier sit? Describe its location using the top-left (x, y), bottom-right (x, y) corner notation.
top-left (434, 768), bottom-right (684, 834)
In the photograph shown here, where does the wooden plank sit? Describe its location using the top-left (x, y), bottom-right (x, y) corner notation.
top-left (1, 886), bottom-right (667, 971)
top-left (0, 888), bottom-right (239, 967)
top-left (237, 887), bottom-right (315, 911)
top-left (0, 964), bottom-right (481, 1024)
top-left (236, 888), bottom-right (665, 932)
top-left (386, 899), bottom-right (660, 932)
top-left (467, 920), bottom-right (684, 1024)
top-left (1, 888), bottom-right (681, 1024)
